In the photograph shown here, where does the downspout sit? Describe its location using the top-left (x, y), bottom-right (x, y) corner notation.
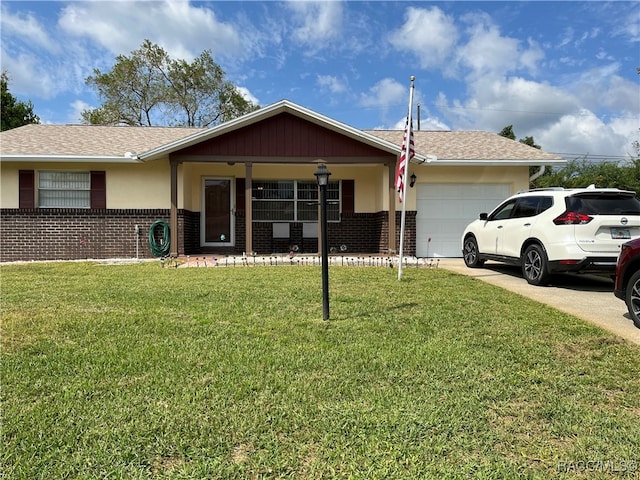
top-left (529, 165), bottom-right (546, 183)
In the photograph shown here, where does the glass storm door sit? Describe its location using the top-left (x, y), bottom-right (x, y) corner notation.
top-left (202, 178), bottom-right (234, 246)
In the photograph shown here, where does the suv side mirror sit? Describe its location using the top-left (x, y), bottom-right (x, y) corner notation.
top-left (479, 213), bottom-right (488, 221)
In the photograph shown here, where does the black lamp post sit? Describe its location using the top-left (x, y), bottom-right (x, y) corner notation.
top-left (314, 163), bottom-right (331, 320)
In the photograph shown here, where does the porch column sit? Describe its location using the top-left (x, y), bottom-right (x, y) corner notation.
top-left (245, 162), bottom-right (253, 254)
top-left (388, 163), bottom-right (396, 254)
top-left (170, 158), bottom-right (179, 257)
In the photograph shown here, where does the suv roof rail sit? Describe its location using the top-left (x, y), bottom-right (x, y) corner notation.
top-left (516, 187), bottom-right (565, 194)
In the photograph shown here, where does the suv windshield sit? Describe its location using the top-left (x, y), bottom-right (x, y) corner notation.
top-left (567, 194), bottom-right (640, 215)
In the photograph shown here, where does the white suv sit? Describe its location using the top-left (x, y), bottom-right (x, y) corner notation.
top-left (462, 186), bottom-right (640, 285)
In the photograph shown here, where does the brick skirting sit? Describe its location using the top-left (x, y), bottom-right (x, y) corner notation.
top-left (0, 209), bottom-right (416, 261)
top-left (0, 209), bottom-right (173, 262)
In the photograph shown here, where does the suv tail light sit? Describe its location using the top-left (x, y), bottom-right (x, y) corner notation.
top-left (553, 211), bottom-right (593, 225)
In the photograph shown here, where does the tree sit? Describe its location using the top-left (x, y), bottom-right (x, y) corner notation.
top-left (530, 142), bottom-right (640, 193)
top-left (498, 125), bottom-right (516, 140)
top-left (1, 71), bottom-right (40, 131)
top-left (498, 125), bottom-right (542, 178)
top-left (83, 40), bottom-right (258, 127)
top-left (498, 126), bottom-right (640, 193)
top-left (498, 125), bottom-right (540, 149)
top-left (519, 136), bottom-right (541, 150)
top-left (83, 42), bottom-right (166, 126)
top-left (531, 157), bottom-right (640, 193)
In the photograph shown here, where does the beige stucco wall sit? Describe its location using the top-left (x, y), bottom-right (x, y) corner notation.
top-left (180, 163), bottom-right (388, 213)
top-left (107, 162), bottom-right (171, 208)
top-left (0, 164), bottom-right (19, 208)
top-left (2, 159), bottom-right (530, 212)
top-left (400, 164), bottom-right (529, 209)
top-left (0, 161), bottom-right (171, 209)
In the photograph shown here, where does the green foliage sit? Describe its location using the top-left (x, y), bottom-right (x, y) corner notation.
top-left (519, 135), bottom-right (540, 149)
top-left (498, 125), bottom-right (516, 140)
top-left (1, 71), bottom-right (40, 131)
top-left (83, 40), bottom-right (259, 127)
top-left (498, 125), bottom-right (639, 192)
top-left (498, 125), bottom-right (542, 178)
top-left (497, 125), bottom-right (540, 149)
top-left (2, 262), bottom-right (639, 478)
top-left (532, 157), bottom-right (640, 193)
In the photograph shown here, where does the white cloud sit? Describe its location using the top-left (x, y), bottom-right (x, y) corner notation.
top-left (613, 9), bottom-right (640, 42)
top-left (457, 13), bottom-right (544, 77)
top-left (419, 116), bottom-right (450, 131)
top-left (317, 75), bottom-right (348, 94)
top-left (287, 1), bottom-right (343, 51)
top-left (442, 76), bottom-right (576, 135)
top-left (389, 114), bottom-right (448, 131)
top-left (359, 78), bottom-right (406, 109)
top-left (0, 5), bottom-right (57, 53)
top-left (58, 0), bottom-right (243, 60)
top-left (535, 110), bottom-right (633, 158)
top-left (609, 116), bottom-right (640, 158)
top-left (68, 99), bottom-right (92, 123)
top-left (235, 86), bottom-right (259, 106)
top-left (571, 64), bottom-right (639, 115)
top-left (438, 69), bottom-right (638, 160)
top-left (558, 27), bottom-right (574, 48)
top-left (0, 48), bottom-right (58, 99)
top-left (388, 6), bottom-right (458, 70)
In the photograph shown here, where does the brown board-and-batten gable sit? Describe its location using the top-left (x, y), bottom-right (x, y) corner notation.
top-left (170, 112), bottom-right (394, 164)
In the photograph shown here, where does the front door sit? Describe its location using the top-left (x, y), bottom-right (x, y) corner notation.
top-left (202, 178), bottom-right (234, 246)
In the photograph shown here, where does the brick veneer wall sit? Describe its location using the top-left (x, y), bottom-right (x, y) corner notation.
top-left (393, 211), bottom-right (416, 256)
top-left (230, 211), bottom-right (417, 256)
top-left (0, 209), bottom-right (180, 262)
top-left (1, 208), bottom-right (417, 262)
top-left (182, 210), bottom-right (200, 255)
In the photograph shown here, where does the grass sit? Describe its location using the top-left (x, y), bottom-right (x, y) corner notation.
top-left (1, 261), bottom-right (639, 479)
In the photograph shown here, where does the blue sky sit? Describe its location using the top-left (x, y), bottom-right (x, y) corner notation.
top-left (1, 1), bottom-right (638, 161)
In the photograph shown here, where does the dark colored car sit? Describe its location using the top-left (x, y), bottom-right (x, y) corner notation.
top-left (614, 237), bottom-right (640, 329)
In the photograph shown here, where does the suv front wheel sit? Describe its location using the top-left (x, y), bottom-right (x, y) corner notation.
top-left (522, 244), bottom-right (550, 286)
top-left (463, 236), bottom-right (485, 268)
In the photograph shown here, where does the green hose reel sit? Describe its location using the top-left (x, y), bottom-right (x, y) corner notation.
top-left (148, 220), bottom-right (170, 257)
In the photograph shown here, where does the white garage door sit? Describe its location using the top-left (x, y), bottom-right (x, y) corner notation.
top-left (416, 184), bottom-right (511, 257)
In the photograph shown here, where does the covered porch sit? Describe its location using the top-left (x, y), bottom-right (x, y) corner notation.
top-left (164, 106), bottom-right (407, 257)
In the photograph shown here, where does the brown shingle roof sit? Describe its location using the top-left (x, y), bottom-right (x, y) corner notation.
top-left (0, 124), bottom-right (203, 157)
top-left (367, 130), bottom-right (562, 161)
top-left (1, 122), bottom-right (562, 163)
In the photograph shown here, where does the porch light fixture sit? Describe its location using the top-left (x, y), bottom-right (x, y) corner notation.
top-left (410, 173), bottom-right (417, 188)
top-left (314, 163), bottom-right (331, 320)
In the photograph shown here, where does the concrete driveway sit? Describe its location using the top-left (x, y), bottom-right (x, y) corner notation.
top-left (438, 259), bottom-right (640, 345)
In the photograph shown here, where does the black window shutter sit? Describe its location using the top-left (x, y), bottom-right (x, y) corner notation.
top-left (19, 170), bottom-right (35, 209)
top-left (90, 171), bottom-right (106, 209)
top-left (342, 179), bottom-right (354, 214)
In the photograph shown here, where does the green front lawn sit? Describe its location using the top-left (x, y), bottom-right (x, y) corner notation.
top-left (2, 262), bottom-right (639, 479)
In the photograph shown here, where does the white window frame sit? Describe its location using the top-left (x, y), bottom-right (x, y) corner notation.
top-left (38, 171), bottom-right (91, 208)
top-left (252, 180), bottom-right (341, 222)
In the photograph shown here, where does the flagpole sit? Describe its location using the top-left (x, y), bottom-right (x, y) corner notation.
top-left (398, 76), bottom-right (415, 281)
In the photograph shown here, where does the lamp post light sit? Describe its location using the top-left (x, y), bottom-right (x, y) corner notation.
top-left (314, 163), bottom-right (331, 320)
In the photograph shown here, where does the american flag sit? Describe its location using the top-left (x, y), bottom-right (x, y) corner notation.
top-left (394, 118), bottom-right (415, 203)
